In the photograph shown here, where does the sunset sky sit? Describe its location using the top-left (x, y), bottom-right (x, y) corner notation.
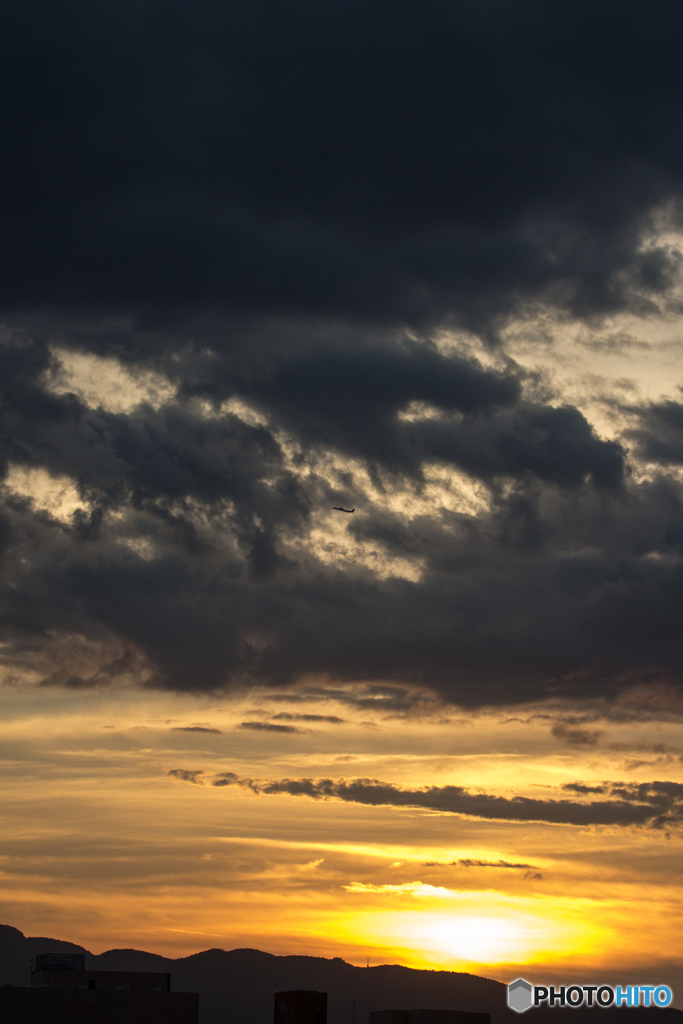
top-left (1, 0), bottom-right (683, 1006)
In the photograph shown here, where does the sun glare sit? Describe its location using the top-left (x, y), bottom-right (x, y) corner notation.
top-left (321, 889), bottom-right (610, 972)
top-left (418, 914), bottom-right (537, 964)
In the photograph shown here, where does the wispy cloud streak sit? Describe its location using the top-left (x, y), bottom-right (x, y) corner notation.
top-left (169, 771), bottom-right (683, 828)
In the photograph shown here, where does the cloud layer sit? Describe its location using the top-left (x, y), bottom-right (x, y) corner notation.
top-left (1, 0), bottom-right (683, 710)
top-left (169, 770), bottom-right (683, 829)
top-left (1, 0), bottom-right (683, 327)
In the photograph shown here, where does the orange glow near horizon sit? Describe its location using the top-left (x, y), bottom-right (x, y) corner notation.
top-left (0, 683), bottom-right (681, 1001)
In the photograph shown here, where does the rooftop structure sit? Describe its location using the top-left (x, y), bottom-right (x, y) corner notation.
top-left (35, 952), bottom-right (85, 972)
top-left (275, 989), bottom-right (328, 1024)
top-left (0, 961), bottom-right (198, 1024)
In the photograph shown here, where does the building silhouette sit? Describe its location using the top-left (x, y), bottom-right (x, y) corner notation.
top-left (0, 952), bottom-right (198, 1023)
top-left (36, 953), bottom-right (86, 972)
top-left (275, 989), bottom-right (328, 1024)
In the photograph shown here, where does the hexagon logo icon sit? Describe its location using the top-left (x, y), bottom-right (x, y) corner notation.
top-left (508, 978), bottom-right (533, 1013)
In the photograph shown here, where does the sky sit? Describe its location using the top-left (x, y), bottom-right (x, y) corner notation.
top-left (1, 0), bottom-right (683, 1003)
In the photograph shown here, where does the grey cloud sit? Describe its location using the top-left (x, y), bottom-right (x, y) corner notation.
top-left (456, 858), bottom-right (536, 869)
top-left (212, 772), bottom-right (239, 787)
top-left (610, 780), bottom-right (683, 804)
top-left (425, 404), bottom-right (624, 490)
top-left (1, 1), bottom-right (683, 329)
top-left (195, 772), bottom-right (683, 828)
top-left (3, 455), bottom-right (683, 705)
top-left (171, 343), bottom-right (622, 490)
top-left (167, 769), bottom-right (204, 784)
top-left (622, 757), bottom-right (671, 771)
top-left (239, 721), bottom-right (301, 734)
top-left (562, 783), bottom-right (607, 795)
top-left (172, 726), bottom-right (222, 733)
top-left (2, 2), bottom-right (683, 713)
top-left (266, 687), bottom-right (433, 714)
top-left (628, 399), bottom-right (683, 466)
top-left (552, 721), bottom-right (603, 746)
top-left (423, 859), bottom-right (537, 869)
top-left (271, 713), bottom-right (345, 724)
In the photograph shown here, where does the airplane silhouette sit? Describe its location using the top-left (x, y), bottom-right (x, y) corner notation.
top-left (333, 507), bottom-right (355, 513)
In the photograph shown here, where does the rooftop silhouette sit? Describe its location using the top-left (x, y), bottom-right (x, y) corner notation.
top-left (0, 953), bottom-right (198, 1024)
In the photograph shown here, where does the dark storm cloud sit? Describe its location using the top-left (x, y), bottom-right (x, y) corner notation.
top-left (218, 343), bottom-right (621, 488)
top-left (173, 771), bottom-right (683, 828)
top-left (415, 405), bottom-right (624, 490)
top-left (1, 0), bottom-right (683, 327)
top-left (0, 331), bottom-right (311, 586)
top-left (2, 2), bottom-right (683, 708)
top-left (627, 399), bottom-right (683, 466)
top-left (2, 418), bottom-right (683, 700)
top-left (176, 340), bottom-right (615, 492)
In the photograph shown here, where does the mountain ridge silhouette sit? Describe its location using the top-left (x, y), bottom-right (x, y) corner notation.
top-left (1, 924), bottom-right (680, 1024)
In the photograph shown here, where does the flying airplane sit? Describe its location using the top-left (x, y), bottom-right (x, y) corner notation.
top-left (333, 506), bottom-right (355, 513)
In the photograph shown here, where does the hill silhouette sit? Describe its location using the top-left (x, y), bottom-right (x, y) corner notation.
top-left (1, 923), bottom-right (680, 1024)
